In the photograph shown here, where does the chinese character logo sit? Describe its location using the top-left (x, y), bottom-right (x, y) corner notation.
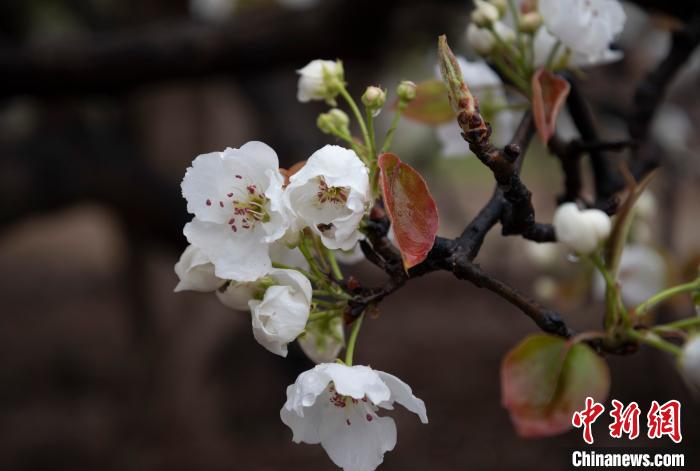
top-left (572, 398), bottom-right (682, 444)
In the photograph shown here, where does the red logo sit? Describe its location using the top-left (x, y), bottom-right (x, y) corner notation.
top-left (572, 398), bottom-right (682, 444)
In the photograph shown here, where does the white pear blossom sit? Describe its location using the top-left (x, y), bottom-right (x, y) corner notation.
top-left (680, 336), bottom-right (700, 391)
top-left (297, 60), bottom-right (344, 105)
top-left (532, 26), bottom-right (623, 68)
top-left (281, 363), bottom-right (428, 471)
top-left (298, 316), bottom-right (345, 364)
top-left (593, 244), bottom-right (666, 307)
top-left (434, 56), bottom-right (519, 158)
top-left (250, 268), bottom-right (312, 357)
top-left (553, 202), bottom-right (611, 255)
top-left (181, 141), bottom-right (290, 282)
top-left (286, 145), bottom-right (370, 251)
top-left (174, 244), bottom-right (224, 292)
top-left (538, 0), bottom-right (626, 62)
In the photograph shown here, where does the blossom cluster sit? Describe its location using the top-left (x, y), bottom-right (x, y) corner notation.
top-left (174, 58), bottom-right (428, 470)
top-left (436, 0), bottom-right (626, 158)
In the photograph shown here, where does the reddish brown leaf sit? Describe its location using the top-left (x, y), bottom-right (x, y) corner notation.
top-left (378, 153), bottom-right (439, 269)
top-left (399, 79), bottom-right (455, 125)
top-left (531, 69), bottom-right (570, 144)
top-left (501, 334), bottom-right (610, 438)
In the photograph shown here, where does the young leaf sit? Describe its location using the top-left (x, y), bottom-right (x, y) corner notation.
top-left (501, 334), bottom-right (610, 438)
top-left (531, 69), bottom-right (570, 144)
top-left (604, 169), bottom-right (657, 275)
top-left (378, 153), bottom-right (439, 269)
top-left (399, 79), bottom-right (455, 125)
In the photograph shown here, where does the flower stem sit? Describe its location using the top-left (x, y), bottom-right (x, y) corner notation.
top-left (298, 236), bottom-right (327, 282)
top-left (627, 329), bottom-right (682, 356)
top-left (654, 316), bottom-right (700, 332)
top-left (365, 108), bottom-right (377, 160)
top-left (271, 262), bottom-right (314, 281)
top-left (308, 310), bottom-right (339, 322)
top-left (339, 86), bottom-right (372, 160)
top-left (591, 254), bottom-right (628, 327)
top-left (544, 40), bottom-right (562, 71)
top-left (490, 53), bottom-right (530, 97)
top-left (635, 279), bottom-right (700, 317)
top-left (325, 247), bottom-right (344, 280)
top-left (507, 0), bottom-right (524, 54)
top-left (344, 312), bottom-right (365, 366)
top-left (381, 103), bottom-right (405, 154)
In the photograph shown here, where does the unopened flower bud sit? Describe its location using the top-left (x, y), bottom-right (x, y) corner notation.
top-left (317, 108), bottom-right (350, 135)
top-left (488, 0), bottom-right (507, 15)
top-left (553, 202), bottom-right (611, 255)
top-left (680, 336), bottom-right (700, 391)
top-left (361, 85), bottom-right (386, 116)
top-left (466, 23), bottom-right (495, 55)
top-left (471, 0), bottom-right (500, 27)
top-left (396, 80), bottom-right (417, 102)
top-left (518, 11), bottom-right (543, 33)
top-left (493, 21), bottom-right (516, 43)
top-left (297, 59), bottom-right (345, 106)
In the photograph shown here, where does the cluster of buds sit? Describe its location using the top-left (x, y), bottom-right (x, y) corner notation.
top-left (466, 0), bottom-right (516, 56)
top-left (465, 0), bottom-right (625, 71)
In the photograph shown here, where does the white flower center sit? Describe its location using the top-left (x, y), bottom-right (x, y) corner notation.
top-left (328, 384), bottom-right (377, 426)
top-left (316, 177), bottom-right (349, 205)
top-left (205, 175), bottom-right (270, 233)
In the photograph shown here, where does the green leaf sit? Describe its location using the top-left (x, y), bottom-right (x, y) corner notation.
top-left (501, 334), bottom-right (610, 437)
top-left (378, 153), bottom-right (439, 269)
top-left (531, 69), bottom-right (570, 144)
top-left (399, 79), bottom-right (455, 125)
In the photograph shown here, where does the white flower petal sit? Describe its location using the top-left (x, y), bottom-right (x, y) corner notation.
top-left (319, 403), bottom-right (397, 471)
top-left (216, 281), bottom-right (256, 310)
top-left (539, 0), bottom-right (625, 60)
top-left (377, 372), bottom-right (428, 424)
top-left (280, 390), bottom-right (324, 443)
top-left (174, 244), bottom-right (223, 292)
top-left (321, 364), bottom-right (391, 404)
top-left (184, 218), bottom-right (271, 281)
top-left (681, 336), bottom-right (700, 391)
top-left (181, 151), bottom-right (233, 224)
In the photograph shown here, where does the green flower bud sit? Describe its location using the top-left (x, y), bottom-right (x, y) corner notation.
top-left (489, 0), bottom-right (507, 15)
top-left (518, 11), bottom-right (543, 34)
top-left (471, 0), bottom-right (500, 27)
top-left (396, 80), bottom-right (417, 102)
top-left (317, 108), bottom-right (350, 136)
top-left (361, 86), bottom-right (386, 116)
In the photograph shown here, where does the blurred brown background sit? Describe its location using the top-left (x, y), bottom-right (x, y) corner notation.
top-left (0, 0), bottom-right (699, 470)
